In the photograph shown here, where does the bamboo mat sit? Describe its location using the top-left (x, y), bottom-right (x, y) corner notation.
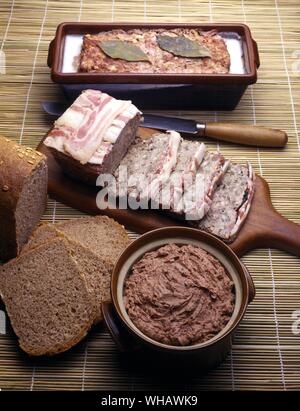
top-left (0, 0), bottom-right (300, 391)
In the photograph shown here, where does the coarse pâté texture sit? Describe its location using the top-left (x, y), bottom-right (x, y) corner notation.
top-left (79, 28), bottom-right (230, 74)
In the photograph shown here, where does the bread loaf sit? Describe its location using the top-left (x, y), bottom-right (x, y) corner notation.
top-left (0, 136), bottom-right (47, 260)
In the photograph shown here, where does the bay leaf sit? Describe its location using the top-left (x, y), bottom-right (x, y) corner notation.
top-left (98, 40), bottom-right (150, 62)
top-left (157, 35), bottom-right (211, 58)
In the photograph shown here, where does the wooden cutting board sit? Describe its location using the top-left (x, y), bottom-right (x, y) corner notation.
top-left (37, 128), bottom-right (300, 258)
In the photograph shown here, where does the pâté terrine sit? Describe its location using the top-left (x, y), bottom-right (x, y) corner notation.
top-left (112, 131), bottom-right (254, 241)
top-left (47, 23), bottom-right (260, 109)
top-left (44, 89), bottom-right (141, 184)
top-left (124, 243), bottom-right (235, 346)
top-left (44, 90), bottom-right (255, 242)
top-left (79, 28), bottom-right (230, 74)
top-left (113, 131), bottom-right (181, 207)
top-left (197, 162), bottom-right (254, 242)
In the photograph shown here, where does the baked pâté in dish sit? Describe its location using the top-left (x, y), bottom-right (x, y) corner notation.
top-left (113, 133), bottom-right (254, 242)
top-left (124, 243), bottom-right (235, 346)
top-left (44, 90), bottom-right (255, 243)
top-left (79, 28), bottom-right (230, 74)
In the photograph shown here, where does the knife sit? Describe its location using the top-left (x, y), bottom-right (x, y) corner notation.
top-left (42, 102), bottom-right (288, 148)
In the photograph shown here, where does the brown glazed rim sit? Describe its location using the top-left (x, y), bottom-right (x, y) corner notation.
top-left (48, 22), bottom-right (259, 85)
top-left (111, 227), bottom-right (255, 352)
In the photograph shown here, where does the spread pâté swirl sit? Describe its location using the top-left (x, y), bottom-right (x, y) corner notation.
top-left (124, 243), bottom-right (235, 346)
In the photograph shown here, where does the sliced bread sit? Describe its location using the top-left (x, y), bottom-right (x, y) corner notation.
top-left (67, 240), bottom-right (111, 323)
top-left (54, 216), bottom-right (131, 270)
top-left (23, 223), bottom-right (112, 324)
top-left (22, 222), bottom-right (58, 253)
top-left (0, 238), bottom-right (95, 356)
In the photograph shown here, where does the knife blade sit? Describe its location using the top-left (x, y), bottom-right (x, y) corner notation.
top-left (42, 102), bottom-right (288, 148)
top-left (142, 113), bottom-right (201, 135)
top-left (42, 102), bottom-right (200, 133)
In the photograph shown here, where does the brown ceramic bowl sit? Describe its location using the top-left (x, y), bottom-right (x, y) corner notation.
top-left (102, 227), bottom-right (255, 371)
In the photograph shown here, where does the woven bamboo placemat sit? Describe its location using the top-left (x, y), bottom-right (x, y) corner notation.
top-left (0, 0), bottom-right (299, 391)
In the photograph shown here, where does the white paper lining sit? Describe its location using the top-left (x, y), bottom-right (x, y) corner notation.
top-left (62, 32), bottom-right (245, 74)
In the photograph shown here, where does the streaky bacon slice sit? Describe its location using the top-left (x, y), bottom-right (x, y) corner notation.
top-left (64, 94), bottom-right (132, 164)
top-left (184, 153), bottom-right (229, 221)
top-left (140, 131), bottom-right (181, 203)
top-left (152, 139), bottom-right (206, 213)
top-left (44, 89), bottom-right (140, 165)
top-left (113, 133), bottom-right (180, 206)
top-left (89, 141), bottom-right (113, 165)
top-left (196, 162), bottom-right (254, 242)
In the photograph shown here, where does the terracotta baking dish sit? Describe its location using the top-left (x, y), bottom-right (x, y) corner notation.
top-left (102, 227), bottom-right (255, 372)
top-left (47, 22), bottom-right (260, 110)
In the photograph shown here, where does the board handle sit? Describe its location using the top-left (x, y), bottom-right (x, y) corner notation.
top-left (233, 207), bottom-right (300, 258)
top-left (231, 177), bottom-right (300, 258)
top-left (262, 208), bottom-right (300, 257)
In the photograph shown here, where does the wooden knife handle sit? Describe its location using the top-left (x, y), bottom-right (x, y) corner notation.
top-left (204, 122), bottom-right (288, 147)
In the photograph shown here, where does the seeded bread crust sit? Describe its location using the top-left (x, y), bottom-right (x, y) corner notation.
top-left (0, 136), bottom-right (47, 260)
top-left (0, 238), bottom-right (95, 356)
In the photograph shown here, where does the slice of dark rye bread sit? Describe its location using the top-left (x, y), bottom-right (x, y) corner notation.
top-left (53, 216), bottom-right (131, 270)
top-left (0, 238), bottom-right (95, 356)
top-left (0, 136), bottom-right (48, 260)
top-left (24, 216), bottom-right (131, 271)
top-left (22, 224), bottom-right (111, 324)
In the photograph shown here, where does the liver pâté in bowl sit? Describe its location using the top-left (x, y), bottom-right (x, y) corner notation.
top-left (102, 227), bottom-right (255, 371)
